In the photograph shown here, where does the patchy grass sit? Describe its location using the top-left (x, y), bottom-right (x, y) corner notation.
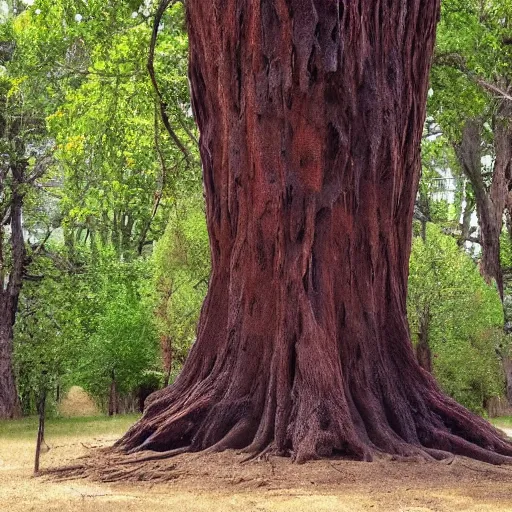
top-left (0, 414), bottom-right (511, 512)
top-left (491, 416), bottom-right (512, 429)
top-left (0, 413), bottom-right (141, 440)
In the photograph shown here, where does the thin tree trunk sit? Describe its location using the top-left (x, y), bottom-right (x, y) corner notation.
top-left (161, 335), bottom-right (173, 388)
top-left (34, 386), bottom-right (46, 474)
top-left (503, 356), bottom-right (512, 405)
top-left (108, 374), bottom-right (118, 417)
top-left (455, 119), bottom-right (506, 298)
top-left (118, 0), bottom-right (512, 464)
top-left (0, 175), bottom-right (25, 419)
top-left (416, 309), bottom-right (432, 373)
top-left (456, 106), bottom-right (512, 410)
top-left (459, 185), bottom-right (475, 247)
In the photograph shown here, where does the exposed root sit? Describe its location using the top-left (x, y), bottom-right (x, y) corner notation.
top-left (42, 448), bottom-right (182, 483)
top-left (422, 448), bottom-right (455, 464)
top-left (112, 371), bottom-right (512, 469)
top-left (240, 444), bottom-right (274, 464)
top-left (119, 446), bottom-right (190, 464)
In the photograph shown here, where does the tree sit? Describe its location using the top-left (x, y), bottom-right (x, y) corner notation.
top-left (48, 2), bottom-right (197, 261)
top-left (117, 1), bottom-right (512, 463)
top-left (429, 0), bottom-right (512, 404)
top-left (75, 256), bottom-right (159, 414)
top-left (1, 0), bottom-right (198, 418)
top-left (0, 23), bottom-right (54, 417)
top-left (0, 138), bottom-right (26, 419)
top-left (429, 0), bottom-right (512, 296)
top-left (153, 196), bottom-right (209, 385)
top-left (408, 224), bottom-right (504, 412)
top-left (13, 244), bottom-right (81, 416)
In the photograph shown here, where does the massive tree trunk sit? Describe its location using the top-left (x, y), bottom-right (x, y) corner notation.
top-left (119, 0), bottom-right (512, 463)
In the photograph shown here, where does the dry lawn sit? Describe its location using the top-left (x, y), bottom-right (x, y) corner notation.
top-left (57, 386), bottom-right (99, 418)
top-left (1, 415), bottom-right (512, 511)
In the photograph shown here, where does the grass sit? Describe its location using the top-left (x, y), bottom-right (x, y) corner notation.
top-left (0, 413), bottom-right (509, 443)
top-left (0, 413), bottom-right (141, 440)
top-left (490, 416), bottom-right (512, 429)
top-left (0, 415), bottom-right (511, 512)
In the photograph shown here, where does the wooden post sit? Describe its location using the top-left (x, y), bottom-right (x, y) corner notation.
top-left (34, 385), bottom-right (46, 475)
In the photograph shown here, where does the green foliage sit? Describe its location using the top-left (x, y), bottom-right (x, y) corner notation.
top-left (14, 245), bottom-right (81, 415)
top-left (408, 224), bottom-right (504, 413)
top-left (74, 255), bottom-right (159, 404)
top-left (430, 0), bottom-right (512, 140)
top-left (4, 0), bottom-right (202, 414)
top-left (14, 245), bottom-right (160, 414)
top-left (153, 196), bottom-right (209, 365)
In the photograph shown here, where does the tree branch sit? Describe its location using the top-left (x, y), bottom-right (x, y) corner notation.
top-left (26, 155), bottom-right (53, 184)
top-left (138, 102), bottom-right (171, 255)
top-left (148, 0), bottom-right (190, 161)
top-left (435, 52), bottom-right (512, 102)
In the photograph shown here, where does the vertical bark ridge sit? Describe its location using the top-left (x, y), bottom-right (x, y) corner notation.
top-left (117, 0), bottom-right (512, 464)
top-left (0, 171), bottom-right (25, 418)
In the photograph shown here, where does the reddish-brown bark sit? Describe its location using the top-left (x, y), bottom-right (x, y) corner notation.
top-left (118, 0), bottom-right (512, 463)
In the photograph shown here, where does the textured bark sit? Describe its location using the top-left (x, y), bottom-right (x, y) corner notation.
top-left (455, 119), bottom-right (506, 299)
top-left (0, 178), bottom-right (24, 419)
top-left (0, 324), bottom-right (19, 418)
top-left (504, 356), bottom-right (512, 405)
top-left (118, 0), bottom-right (512, 463)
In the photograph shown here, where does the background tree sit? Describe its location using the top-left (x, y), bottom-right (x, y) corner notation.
top-left (153, 196), bottom-right (209, 386)
top-left (428, 0), bottom-right (512, 405)
top-left (0, 0), bottom-right (200, 415)
top-left (0, 12), bottom-right (56, 418)
top-left (73, 257), bottom-right (159, 414)
top-left (408, 223), bottom-right (504, 411)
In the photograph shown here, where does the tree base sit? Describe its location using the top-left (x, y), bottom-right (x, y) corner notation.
top-left (43, 435), bottom-right (512, 486)
top-left (115, 367), bottom-right (512, 466)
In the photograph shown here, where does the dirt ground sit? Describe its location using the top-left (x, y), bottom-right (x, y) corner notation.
top-left (1, 421), bottom-right (512, 511)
